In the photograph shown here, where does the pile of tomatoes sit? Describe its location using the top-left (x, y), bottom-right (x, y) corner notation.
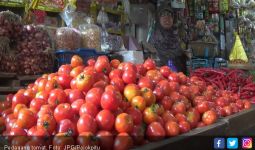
top-left (0, 55), bottom-right (252, 150)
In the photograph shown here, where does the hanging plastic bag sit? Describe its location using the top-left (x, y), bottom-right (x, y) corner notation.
top-left (60, 0), bottom-right (76, 27)
top-left (97, 7), bottom-right (109, 25)
top-left (229, 32), bottom-right (249, 63)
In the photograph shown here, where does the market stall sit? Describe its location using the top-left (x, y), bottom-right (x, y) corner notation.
top-left (0, 0), bottom-right (255, 150)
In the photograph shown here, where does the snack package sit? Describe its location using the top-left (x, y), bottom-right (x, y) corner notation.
top-left (229, 32), bottom-right (249, 63)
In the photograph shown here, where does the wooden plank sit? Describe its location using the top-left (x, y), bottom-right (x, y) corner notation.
top-left (0, 72), bottom-right (16, 79)
top-left (17, 75), bottom-right (41, 81)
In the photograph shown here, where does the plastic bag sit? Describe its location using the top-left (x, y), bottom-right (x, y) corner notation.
top-left (97, 8), bottom-right (109, 25)
top-left (79, 17), bottom-right (101, 51)
top-left (56, 27), bottom-right (82, 50)
top-left (229, 32), bottom-right (249, 63)
top-left (60, 1), bottom-right (76, 27)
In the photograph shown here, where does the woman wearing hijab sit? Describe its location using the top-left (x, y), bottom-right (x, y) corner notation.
top-left (148, 5), bottom-right (187, 74)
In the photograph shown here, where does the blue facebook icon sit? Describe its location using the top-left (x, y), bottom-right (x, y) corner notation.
top-left (214, 138), bottom-right (225, 149)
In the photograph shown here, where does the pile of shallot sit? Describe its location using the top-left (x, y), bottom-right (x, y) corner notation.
top-left (0, 11), bottom-right (54, 75)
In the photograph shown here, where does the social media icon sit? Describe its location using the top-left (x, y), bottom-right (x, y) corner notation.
top-left (242, 138), bottom-right (252, 149)
top-left (214, 138), bottom-right (225, 149)
top-left (227, 138), bottom-right (238, 149)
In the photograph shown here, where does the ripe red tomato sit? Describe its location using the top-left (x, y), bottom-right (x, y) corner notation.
top-left (243, 100), bottom-right (251, 109)
top-left (71, 99), bottom-right (84, 115)
top-left (2, 108), bottom-right (12, 119)
top-left (143, 58), bottom-right (156, 70)
top-left (192, 96), bottom-right (206, 106)
top-left (160, 96), bottom-right (173, 110)
top-left (93, 80), bottom-right (108, 89)
top-left (136, 64), bottom-right (147, 76)
top-left (197, 121), bottom-right (206, 128)
top-left (179, 85), bottom-right (190, 99)
top-left (57, 74), bottom-right (72, 89)
top-left (77, 132), bottom-right (99, 147)
top-left (77, 114), bottom-right (97, 134)
top-left (110, 78), bottom-right (125, 92)
top-left (131, 125), bottom-right (145, 145)
top-left (16, 108), bottom-right (37, 129)
top-left (110, 59), bottom-right (121, 69)
top-left (131, 96), bottom-right (146, 111)
top-left (57, 119), bottom-right (77, 136)
top-left (230, 103), bottom-right (239, 113)
top-left (146, 122), bottom-right (165, 141)
top-left (169, 82), bottom-right (180, 93)
top-left (186, 108), bottom-right (201, 129)
top-left (58, 64), bottom-right (72, 75)
top-left (179, 121), bottom-right (191, 133)
top-left (54, 103), bottom-right (74, 123)
top-left (79, 102), bottom-right (99, 118)
top-left (37, 105), bottom-right (54, 118)
top-left (109, 69), bottom-right (123, 80)
top-left (122, 69), bottom-right (137, 84)
top-left (189, 85), bottom-right (201, 99)
top-left (168, 73), bottom-right (179, 83)
top-left (45, 80), bottom-right (62, 94)
top-left (5, 113), bottom-right (16, 124)
top-left (71, 55), bottom-right (83, 68)
top-left (30, 98), bottom-right (46, 113)
top-left (48, 89), bottom-right (68, 108)
top-left (23, 89), bottom-right (36, 102)
top-left (9, 127), bottom-right (27, 136)
top-left (160, 66), bottom-right (171, 78)
top-left (53, 133), bottom-right (75, 150)
top-left (138, 77), bottom-right (154, 90)
top-left (37, 114), bottom-right (56, 134)
top-left (96, 110), bottom-right (115, 131)
top-left (27, 126), bottom-right (49, 136)
top-left (70, 66), bottom-right (84, 78)
top-left (76, 72), bottom-right (95, 92)
top-left (165, 121), bottom-right (180, 137)
top-left (0, 117), bottom-right (5, 133)
top-left (85, 88), bottom-right (104, 108)
top-left (178, 72), bottom-right (188, 84)
top-left (236, 100), bottom-right (244, 110)
top-left (87, 58), bottom-right (96, 66)
top-left (101, 90), bottom-right (121, 111)
top-left (124, 84), bottom-right (141, 103)
top-left (114, 132), bottom-right (133, 150)
top-left (162, 110), bottom-right (177, 123)
top-left (146, 70), bottom-right (163, 84)
top-left (105, 85), bottom-right (119, 92)
top-left (223, 106), bottom-right (233, 116)
top-left (11, 136), bottom-right (30, 146)
top-left (96, 130), bottom-right (114, 150)
top-left (175, 113), bottom-right (187, 122)
top-left (13, 104), bottom-right (27, 118)
top-left (115, 113), bottom-right (134, 133)
top-left (126, 107), bottom-right (143, 125)
top-left (202, 110), bottom-right (217, 125)
top-left (157, 80), bottom-right (171, 96)
top-left (215, 97), bottom-right (228, 107)
top-left (35, 91), bottom-right (49, 101)
top-left (37, 78), bottom-right (47, 92)
top-left (141, 88), bottom-right (156, 106)
top-left (68, 89), bottom-right (84, 104)
top-left (171, 102), bottom-right (186, 115)
top-left (12, 93), bottom-right (29, 109)
top-left (143, 107), bottom-right (159, 124)
top-left (95, 57), bottom-right (111, 75)
top-left (196, 101), bottom-right (210, 114)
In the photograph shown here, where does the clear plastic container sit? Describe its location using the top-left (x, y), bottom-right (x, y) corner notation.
top-left (79, 17), bottom-right (101, 51)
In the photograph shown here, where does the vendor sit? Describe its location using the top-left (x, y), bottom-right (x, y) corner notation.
top-left (148, 5), bottom-right (187, 74)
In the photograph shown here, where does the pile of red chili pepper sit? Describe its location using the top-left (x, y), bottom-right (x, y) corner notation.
top-left (191, 68), bottom-right (255, 99)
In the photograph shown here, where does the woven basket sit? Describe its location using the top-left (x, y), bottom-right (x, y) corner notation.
top-left (190, 41), bottom-right (218, 58)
